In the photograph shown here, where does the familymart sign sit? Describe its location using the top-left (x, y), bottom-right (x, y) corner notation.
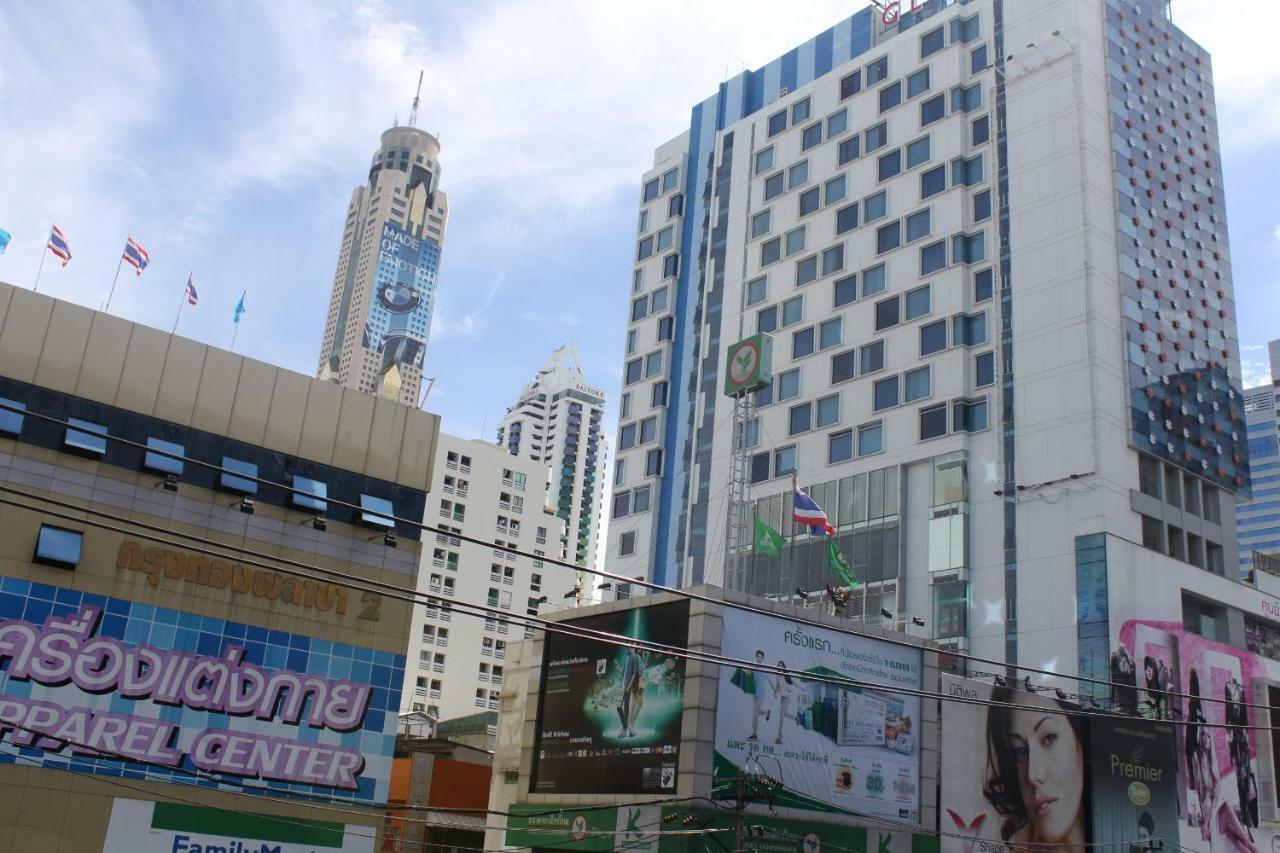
top-left (101, 798), bottom-right (373, 853)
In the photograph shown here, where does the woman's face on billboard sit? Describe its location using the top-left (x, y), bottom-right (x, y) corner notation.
top-left (1008, 699), bottom-right (1085, 843)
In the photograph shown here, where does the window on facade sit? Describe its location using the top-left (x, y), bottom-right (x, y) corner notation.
top-left (865, 122), bottom-right (888, 152)
top-left (878, 149), bottom-right (902, 182)
top-left (34, 525), bottom-right (82, 569)
top-left (904, 366), bottom-right (931, 402)
top-left (858, 422), bottom-right (885, 455)
top-left (645, 448), bottom-right (663, 477)
top-left (831, 350), bottom-right (856, 384)
top-left (625, 358), bottom-right (642, 385)
top-left (221, 456), bottom-right (258, 495)
top-left (764, 172), bottom-right (785, 201)
top-left (291, 475), bottom-right (328, 512)
top-left (643, 179), bottom-right (659, 202)
top-left (788, 161), bottom-right (809, 188)
top-left (838, 136), bottom-right (861, 165)
top-left (618, 423), bottom-right (637, 451)
top-left (65, 418), bottom-right (108, 455)
top-left (906, 138), bottom-right (931, 170)
top-left (796, 255), bottom-right (819, 286)
top-left (954, 312), bottom-right (988, 346)
top-left (873, 376), bottom-right (899, 411)
top-left (792, 326), bottom-right (816, 359)
top-left (0, 397), bottom-right (24, 436)
top-left (905, 285), bottom-right (931, 320)
top-left (921, 320), bottom-right (948, 356)
top-left (669, 194), bottom-right (683, 217)
top-left (827, 109), bottom-right (848, 137)
top-left (875, 296), bottom-right (900, 331)
top-left (777, 368), bottom-right (801, 401)
top-left (639, 416), bottom-right (658, 444)
top-left (953, 398), bottom-right (989, 432)
top-left (755, 147), bottom-right (775, 174)
top-left (791, 98), bottom-right (811, 123)
top-left (751, 452), bottom-right (770, 484)
top-left (1164, 465), bottom-right (1182, 508)
top-left (785, 227), bottom-right (806, 257)
top-left (799, 187), bottom-right (820, 217)
top-left (862, 264), bottom-right (886, 297)
top-left (879, 81), bottom-right (902, 113)
top-left (657, 316), bottom-right (674, 342)
top-left (951, 83), bottom-right (982, 113)
top-left (972, 114), bottom-right (990, 145)
top-left (663, 253), bottom-right (679, 278)
top-left (864, 191), bottom-right (887, 223)
top-left (834, 275), bottom-right (857, 307)
top-left (866, 56), bottom-right (888, 85)
top-left (975, 351), bottom-right (995, 387)
top-left (876, 221), bottom-right (902, 254)
top-left (774, 445), bottom-right (797, 478)
top-left (360, 494), bottom-right (396, 528)
top-left (921, 26), bottom-right (945, 57)
top-left (824, 175), bottom-right (847, 206)
top-left (768, 110), bottom-right (787, 137)
top-left (613, 491), bottom-right (631, 519)
top-left (619, 531), bottom-right (637, 556)
top-left (782, 296), bottom-right (803, 327)
top-left (840, 69), bottom-right (862, 99)
top-left (819, 317), bottom-right (842, 350)
top-left (920, 240), bottom-right (947, 275)
top-left (633, 485), bottom-right (652, 514)
top-left (973, 190), bottom-right (992, 222)
top-left (836, 203), bottom-right (859, 235)
top-left (143, 437), bottom-right (184, 476)
top-left (650, 286), bottom-right (668, 313)
top-left (971, 44), bottom-right (989, 73)
top-left (920, 404), bottom-right (948, 440)
top-left (757, 306), bottom-right (778, 334)
top-left (907, 68), bottom-right (931, 100)
top-left (1203, 484), bottom-right (1221, 524)
top-left (953, 155), bottom-right (985, 187)
top-left (860, 340), bottom-right (885, 375)
top-left (761, 236), bottom-right (782, 266)
top-left (829, 429), bottom-right (854, 464)
top-left (631, 296), bottom-right (649, 322)
top-left (921, 165), bottom-right (947, 200)
top-left (751, 210), bottom-right (771, 238)
top-left (747, 276), bottom-right (768, 306)
top-left (905, 209), bottom-right (931, 243)
top-left (802, 123), bottom-right (823, 151)
top-left (656, 226), bottom-right (673, 252)
top-left (921, 94), bottom-right (946, 126)
top-left (954, 14), bottom-right (981, 42)
top-left (815, 394), bottom-right (840, 428)
top-left (644, 350), bottom-right (663, 377)
top-left (661, 168), bottom-right (679, 192)
top-left (637, 236), bottom-right (654, 261)
top-left (652, 380), bottom-right (669, 408)
top-left (789, 403), bottom-right (812, 436)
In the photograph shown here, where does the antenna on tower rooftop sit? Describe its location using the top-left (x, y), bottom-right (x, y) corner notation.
top-left (408, 70), bottom-right (424, 128)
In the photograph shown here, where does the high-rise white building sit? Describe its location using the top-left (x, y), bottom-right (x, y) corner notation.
top-left (401, 433), bottom-right (571, 720)
top-left (317, 122), bottom-right (449, 406)
top-left (606, 0), bottom-right (1258, 687)
top-left (496, 347), bottom-right (607, 579)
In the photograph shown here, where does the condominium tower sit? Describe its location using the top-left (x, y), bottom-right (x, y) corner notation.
top-left (607, 0), bottom-right (1257, 682)
top-left (496, 347), bottom-right (607, 575)
top-left (317, 122), bottom-right (448, 406)
top-left (1238, 339), bottom-right (1280, 578)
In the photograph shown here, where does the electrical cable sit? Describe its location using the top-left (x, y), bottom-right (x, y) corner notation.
top-left (1, 398), bottom-right (1266, 715)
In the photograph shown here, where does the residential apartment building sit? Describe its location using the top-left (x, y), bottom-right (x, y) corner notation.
top-left (1238, 338), bottom-right (1280, 578)
top-left (401, 433), bottom-right (571, 721)
top-left (607, 0), bottom-right (1253, 684)
top-left (316, 122), bottom-right (449, 406)
top-left (496, 346), bottom-right (607, 575)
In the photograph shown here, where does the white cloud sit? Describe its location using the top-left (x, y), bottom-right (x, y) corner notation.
top-left (430, 270), bottom-right (504, 341)
top-left (1242, 354), bottom-right (1273, 389)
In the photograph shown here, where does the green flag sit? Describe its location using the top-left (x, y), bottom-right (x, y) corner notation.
top-left (827, 540), bottom-right (859, 588)
top-left (753, 518), bottom-right (784, 557)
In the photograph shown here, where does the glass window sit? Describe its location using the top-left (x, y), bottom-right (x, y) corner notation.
top-left (650, 286), bottom-right (668, 313)
top-left (921, 165), bottom-right (946, 198)
top-left (761, 236), bottom-right (782, 265)
top-left (361, 494), bottom-right (396, 528)
top-left (785, 228), bottom-right (806, 257)
top-left (777, 369), bottom-right (801, 401)
top-left (860, 340), bottom-right (885, 375)
top-left (920, 404), bottom-right (948, 440)
top-left (876, 221), bottom-right (901, 254)
top-left (829, 430), bottom-right (854, 464)
top-left (633, 268), bottom-right (644, 293)
top-left (782, 296), bottom-right (803, 326)
top-left (0, 397), bottom-right (25, 436)
top-left (625, 358), bottom-right (642, 384)
top-left (643, 179), bottom-right (659, 202)
top-left (619, 423), bottom-right (637, 450)
top-left (768, 110), bottom-right (787, 137)
top-left (973, 189), bottom-right (992, 222)
top-left (644, 350), bottom-right (662, 377)
top-left (661, 168), bottom-right (679, 192)
top-left (645, 448), bottom-right (663, 477)
top-left (751, 209), bottom-right (771, 238)
top-left (788, 160), bottom-right (809, 188)
top-left (878, 149), bottom-right (902, 182)
top-left (619, 531), bottom-right (636, 556)
top-left (633, 485), bottom-right (652, 514)
top-left (974, 268), bottom-right (994, 302)
top-left (65, 417), bottom-right (108, 455)
top-left (865, 122), bottom-right (888, 152)
top-left (836, 203), bottom-right (859, 235)
top-left (1203, 485), bottom-right (1221, 524)
top-left (816, 394), bottom-right (840, 427)
top-left (764, 172), bottom-right (785, 201)
top-left (668, 193), bottom-right (683, 217)
top-left (755, 147), bottom-right (775, 174)
top-left (866, 56), bottom-right (888, 85)
top-left (822, 245), bottom-right (845, 276)
top-left (34, 525), bottom-right (82, 569)
top-left (921, 94), bottom-right (946, 125)
top-left (951, 83), bottom-right (982, 113)
top-left (834, 275), bottom-right (857, 307)
top-left (953, 155), bottom-right (985, 186)
top-left (791, 98), bottom-right (810, 123)
top-left (221, 456), bottom-right (258, 495)
top-left (796, 255), bottom-right (818, 286)
top-left (858, 422), bottom-right (884, 455)
top-left (921, 320), bottom-right (948, 355)
top-left (879, 81), bottom-right (902, 113)
top-left (292, 475), bottom-right (328, 512)
top-left (906, 136), bottom-right (931, 169)
top-left (802, 123), bottom-right (823, 151)
top-left (640, 416), bottom-right (658, 444)
top-left (953, 399), bottom-right (989, 432)
top-left (971, 44), bottom-right (989, 73)
top-left (840, 69), bottom-right (862, 99)
top-left (838, 136), bottom-right (861, 165)
top-left (907, 68), bottom-right (930, 99)
top-left (632, 296), bottom-right (648, 321)
top-left (904, 366), bottom-right (931, 402)
top-left (652, 380), bottom-right (669, 407)
top-left (751, 452), bottom-right (770, 484)
top-left (920, 240), bottom-right (947, 275)
top-left (921, 26), bottom-right (945, 57)
top-left (799, 187), bottom-right (820, 216)
top-left (954, 312), bottom-right (988, 346)
top-left (626, 329), bottom-right (638, 354)
top-left (874, 376), bottom-right (899, 411)
top-left (758, 306), bottom-right (778, 334)
top-left (827, 109), bottom-right (848, 137)
top-left (620, 393), bottom-right (632, 419)
top-left (143, 437), bottom-right (184, 476)
top-left (747, 276), bottom-right (768, 306)
top-left (975, 351), bottom-right (995, 387)
top-left (792, 326), bottom-right (816, 359)
top-left (789, 403), bottom-right (812, 435)
top-left (862, 264), bottom-right (886, 296)
top-left (637, 236), bottom-right (653, 262)
top-left (864, 191), bottom-right (887, 222)
top-left (656, 226), bottom-right (673, 251)
top-left (905, 209), bottom-right (931, 242)
top-left (774, 446), bottom-right (797, 478)
top-left (953, 231), bottom-right (985, 264)
top-left (824, 175), bottom-right (847, 206)
top-left (905, 285), bottom-right (931, 320)
top-left (955, 14), bottom-right (981, 42)
top-left (613, 491), bottom-right (631, 519)
top-left (831, 350), bottom-right (856, 384)
top-left (972, 114), bottom-right (990, 145)
top-left (657, 316), bottom-right (673, 341)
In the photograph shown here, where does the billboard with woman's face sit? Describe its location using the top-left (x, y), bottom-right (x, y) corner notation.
top-left (940, 675), bottom-right (1178, 853)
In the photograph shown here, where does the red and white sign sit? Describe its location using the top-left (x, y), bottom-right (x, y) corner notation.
top-left (878, 0), bottom-right (928, 26)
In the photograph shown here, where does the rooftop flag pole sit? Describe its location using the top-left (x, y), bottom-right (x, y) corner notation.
top-left (172, 272), bottom-right (197, 334)
top-left (103, 254), bottom-right (125, 313)
top-left (32, 225), bottom-right (49, 293)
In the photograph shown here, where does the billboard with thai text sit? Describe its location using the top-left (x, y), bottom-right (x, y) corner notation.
top-left (0, 577), bottom-right (401, 804)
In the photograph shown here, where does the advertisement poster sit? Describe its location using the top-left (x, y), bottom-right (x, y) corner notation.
top-left (531, 601), bottom-right (689, 795)
top-left (0, 578), bottom-right (399, 804)
top-left (715, 610), bottom-right (923, 822)
top-left (101, 798), bottom-right (373, 853)
top-left (1111, 620), bottom-right (1280, 853)
top-left (364, 221), bottom-right (438, 371)
top-left (940, 675), bottom-right (1179, 853)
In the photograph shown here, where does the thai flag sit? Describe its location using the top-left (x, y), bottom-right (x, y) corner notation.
top-left (122, 236), bottom-right (149, 276)
top-left (47, 225), bottom-right (72, 267)
top-left (793, 476), bottom-right (835, 535)
top-left (184, 274), bottom-right (198, 306)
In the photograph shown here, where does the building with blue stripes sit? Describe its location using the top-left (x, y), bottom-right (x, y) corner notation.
top-left (1238, 340), bottom-right (1280, 577)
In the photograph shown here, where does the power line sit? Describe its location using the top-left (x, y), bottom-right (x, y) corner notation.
top-left (4, 397), bottom-right (1267, 712)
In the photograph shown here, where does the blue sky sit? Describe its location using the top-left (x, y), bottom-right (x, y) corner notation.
top-left (0, 0), bottom-right (1278, 448)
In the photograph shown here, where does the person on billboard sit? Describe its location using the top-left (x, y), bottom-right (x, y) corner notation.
top-left (771, 660), bottom-right (796, 745)
top-left (982, 687), bottom-right (1087, 853)
top-left (1186, 668), bottom-right (1213, 834)
top-left (1143, 656), bottom-right (1165, 720)
top-left (735, 650), bottom-right (771, 741)
top-left (617, 644), bottom-right (644, 737)
top-left (1224, 676), bottom-right (1257, 832)
top-left (1130, 811), bottom-right (1155, 853)
top-left (1110, 647), bottom-right (1139, 716)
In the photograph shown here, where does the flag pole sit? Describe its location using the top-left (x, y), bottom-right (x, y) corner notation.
top-left (230, 322), bottom-right (240, 353)
top-left (32, 224), bottom-right (51, 292)
top-left (104, 255), bottom-right (125, 313)
top-left (172, 272), bottom-right (189, 334)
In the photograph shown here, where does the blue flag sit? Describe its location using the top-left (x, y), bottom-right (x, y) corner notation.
top-left (0, 229), bottom-right (10, 255)
top-left (232, 291), bottom-right (246, 324)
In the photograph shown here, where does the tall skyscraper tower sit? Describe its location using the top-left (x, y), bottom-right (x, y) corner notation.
top-left (607, 0), bottom-right (1255, 679)
top-left (1238, 339), bottom-right (1280, 577)
top-left (497, 346), bottom-right (608, 575)
top-left (317, 98), bottom-right (448, 406)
